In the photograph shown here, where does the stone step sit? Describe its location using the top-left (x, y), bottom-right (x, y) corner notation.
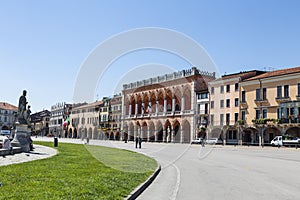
top-left (0, 147), bottom-right (22, 156)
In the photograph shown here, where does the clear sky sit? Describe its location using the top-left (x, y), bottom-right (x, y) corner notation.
top-left (0, 0), bottom-right (300, 112)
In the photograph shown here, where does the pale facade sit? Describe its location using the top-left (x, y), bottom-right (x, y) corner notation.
top-left (240, 66), bottom-right (300, 145)
top-left (30, 110), bottom-right (51, 136)
top-left (49, 102), bottom-right (72, 137)
top-left (0, 102), bottom-right (17, 133)
top-left (110, 94), bottom-right (122, 140)
top-left (208, 70), bottom-right (265, 145)
top-left (121, 67), bottom-right (215, 143)
top-left (69, 101), bottom-right (101, 139)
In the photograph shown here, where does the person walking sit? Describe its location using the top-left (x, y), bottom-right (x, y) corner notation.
top-left (135, 137), bottom-right (138, 148)
top-left (138, 137), bottom-right (142, 148)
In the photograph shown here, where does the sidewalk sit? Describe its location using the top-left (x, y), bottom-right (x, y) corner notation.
top-left (0, 144), bottom-right (57, 167)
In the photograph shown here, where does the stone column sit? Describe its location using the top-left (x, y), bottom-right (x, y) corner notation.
top-left (181, 96), bottom-right (185, 113)
top-left (147, 128), bottom-right (150, 142)
top-left (140, 126), bottom-right (143, 138)
top-left (129, 104), bottom-right (132, 115)
top-left (135, 103), bottom-right (138, 115)
top-left (142, 102), bottom-right (145, 115)
top-left (171, 129), bottom-right (175, 143)
top-left (156, 100), bottom-right (159, 115)
top-left (134, 126), bottom-right (137, 138)
top-left (180, 125), bottom-right (184, 143)
top-left (163, 128), bottom-right (166, 142)
top-left (172, 98), bottom-right (175, 113)
top-left (164, 99), bottom-right (167, 114)
top-left (149, 102), bottom-right (152, 114)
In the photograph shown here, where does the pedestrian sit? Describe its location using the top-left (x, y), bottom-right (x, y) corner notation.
top-left (138, 137), bottom-right (142, 148)
top-left (135, 137), bottom-right (138, 148)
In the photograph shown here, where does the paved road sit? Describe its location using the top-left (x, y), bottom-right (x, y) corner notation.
top-left (33, 137), bottom-right (300, 200)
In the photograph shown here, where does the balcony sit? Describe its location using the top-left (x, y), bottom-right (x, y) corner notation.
top-left (276, 96), bottom-right (291, 102)
top-left (278, 117), bottom-right (300, 124)
top-left (254, 98), bottom-right (268, 104)
top-left (240, 100), bottom-right (247, 106)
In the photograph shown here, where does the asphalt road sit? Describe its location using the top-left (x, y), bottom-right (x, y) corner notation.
top-left (33, 137), bottom-right (300, 200)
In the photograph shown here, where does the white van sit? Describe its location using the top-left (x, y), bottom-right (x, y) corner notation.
top-left (271, 135), bottom-right (300, 147)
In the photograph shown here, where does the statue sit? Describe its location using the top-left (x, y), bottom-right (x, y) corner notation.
top-left (17, 90), bottom-right (28, 124)
top-left (11, 89), bottom-right (33, 152)
top-left (26, 105), bottom-right (31, 124)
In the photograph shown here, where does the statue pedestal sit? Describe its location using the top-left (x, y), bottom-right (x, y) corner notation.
top-left (11, 124), bottom-right (32, 152)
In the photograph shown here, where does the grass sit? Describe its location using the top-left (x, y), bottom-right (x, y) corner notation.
top-left (0, 142), bottom-right (157, 200)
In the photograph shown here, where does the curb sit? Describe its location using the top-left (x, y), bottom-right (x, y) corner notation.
top-left (125, 164), bottom-right (161, 200)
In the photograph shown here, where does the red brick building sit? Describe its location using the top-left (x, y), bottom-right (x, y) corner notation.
top-left (121, 67), bottom-right (215, 143)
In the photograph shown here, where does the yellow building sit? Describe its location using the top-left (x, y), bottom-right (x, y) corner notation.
top-left (208, 70), bottom-right (264, 145)
top-left (240, 66), bottom-right (300, 146)
top-left (69, 101), bottom-right (101, 139)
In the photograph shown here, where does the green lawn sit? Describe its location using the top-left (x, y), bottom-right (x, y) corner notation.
top-left (0, 142), bottom-right (157, 200)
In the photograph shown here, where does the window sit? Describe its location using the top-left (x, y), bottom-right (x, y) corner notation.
top-left (235, 83), bottom-right (239, 91)
top-left (220, 114), bottom-right (224, 126)
top-left (226, 113), bottom-right (230, 125)
top-left (220, 100), bottom-right (224, 108)
top-left (263, 88), bottom-right (267, 100)
top-left (256, 88), bottom-right (261, 100)
top-left (234, 113), bottom-right (239, 123)
top-left (211, 87), bottom-right (214, 95)
top-left (220, 85), bottom-right (224, 94)
top-left (198, 93), bottom-right (208, 99)
top-left (263, 109), bottom-right (267, 118)
top-left (226, 99), bottom-right (230, 108)
top-left (290, 107), bottom-right (295, 116)
top-left (277, 108), bottom-right (281, 119)
top-left (210, 114), bottom-right (214, 126)
top-left (210, 101), bottom-right (214, 109)
top-left (298, 83), bottom-right (300, 97)
top-left (277, 86), bottom-right (282, 98)
top-left (226, 84), bottom-right (230, 93)
top-left (235, 98), bottom-right (239, 107)
top-left (241, 110), bottom-right (246, 121)
top-left (228, 130), bottom-right (237, 139)
top-left (241, 91), bottom-right (246, 102)
top-left (256, 110), bottom-right (261, 119)
top-left (284, 85), bottom-right (289, 97)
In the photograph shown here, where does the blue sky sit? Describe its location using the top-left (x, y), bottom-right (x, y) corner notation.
top-left (0, 0), bottom-right (300, 112)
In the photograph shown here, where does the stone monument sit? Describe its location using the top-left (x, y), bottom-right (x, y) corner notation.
top-left (11, 90), bottom-right (33, 152)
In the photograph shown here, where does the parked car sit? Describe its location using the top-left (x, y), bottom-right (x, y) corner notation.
top-left (191, 138), bottom-right (203, 144)
top-left (205, 138), bottom-right (219, 144)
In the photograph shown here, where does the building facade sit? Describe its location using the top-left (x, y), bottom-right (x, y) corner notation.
top-left (208, 70), bottom-right (265, 145)
top-left (99, 97), bottom-right (111, 139)
top-left (0, 102), bottom-right (18, 134)
top-left (30, 110), bottom-right (51, 136)
top-left (195, 91), bottom-right (209, 139)
top-left (49, 102), bottom-right (72, 137)
top-left (240, 66), bottom-right (300, 146)
top-left (121, 67), bottom-right (216, 143)
top-left (69, 102), bottom-right (101, 139)
top-left (110, 94), bottom-right (122, 140)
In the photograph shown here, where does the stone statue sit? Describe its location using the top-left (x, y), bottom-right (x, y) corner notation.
top-left (17, 90), bottom-right (28, 124)
top-left (11, 89), bottom-right (32, 153)
top-left (26, 105), bottom-right (31, 124)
